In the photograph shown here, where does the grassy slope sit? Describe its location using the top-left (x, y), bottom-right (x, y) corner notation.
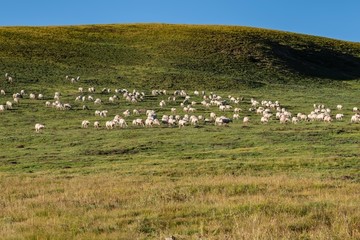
top-left (0, 24), bottom-right (360, 239)
top-left (1, 24), bottom-right (360, 90)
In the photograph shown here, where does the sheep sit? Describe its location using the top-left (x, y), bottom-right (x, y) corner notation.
top-left (233, 114), bottom-right (240, 120)
top-left (351, 114), bottom-right (359, 123)
top-left (132, 118), bottom-right (145, 127)
top-left (159, 100), bottom-right (166, 108)
top-left (78, 87), bottom-right (83, 93)
top-left (336, 105), bottom-right (343, 110)
top-left (0, 90), bottom-right (5, 95)
top-left (94, 98), bottom-right (102, 104)
top-left (108, 96), bottom-right (115, 103)
top-left (261, 116), bottom-right (269, 124)
top-left (168, 118), bottom-right (177, 127)
top-left (100, 110), bottom-right (108, 118)
top-left (145, 118), bottom-right (155, 127)
top-left (38, 94), bottom-right (44, 100)
top-left (5, 101), bottom-right (12, 110)
top-left (93, 121), bottom-right (100, 129)
top-left (105, 120), bottom-right (115, 129)
top-left (88, 87), bottom-right (95, 93)
top-left (82, 120), bottom-right (90, 128)
top-left (178, 119), bottom-right (188, 128)
top-left (117, 118), bottom-right (128, 128)
top-left (123, 109), bottom-right (131, 117)
top-left (63, 103), bottom-right (72, 110)
top-left (133, 109), bottom-right (140, 115)
top-left (324, 115), bottom-right (332, 123)
top-left (243, 117), bottom-right (250, 124)
top-left (0, 105), bottom-right (4, 112)
top-left (215, 116), bottom-right (232, 126)
top-left (35, 123), bottom-right (45, 133)
top-left (29, 93), bottom-right (36, 100)
top-left (291, 117), bottom-right (299, 124)
top-left (353, 107), bottom-right (359, 112)
top-left (280, 115), bottom-right (289, 124)
top-left (335, 114), bottom-right (344, 121)
top-left (45, 101), bottom-right (51, 107)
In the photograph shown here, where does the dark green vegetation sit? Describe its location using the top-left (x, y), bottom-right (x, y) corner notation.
top-left (0, 24), bottom-right (359, 239)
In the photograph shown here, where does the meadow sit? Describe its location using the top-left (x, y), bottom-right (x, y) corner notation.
top-left (0, 24), bottom-right (359, 239)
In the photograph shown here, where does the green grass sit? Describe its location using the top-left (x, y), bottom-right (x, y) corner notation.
top-left (0, 24), bottom-right (360, 239)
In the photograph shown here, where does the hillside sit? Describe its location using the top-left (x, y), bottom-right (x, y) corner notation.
top-left (1, 24), bottom-right (360, 89)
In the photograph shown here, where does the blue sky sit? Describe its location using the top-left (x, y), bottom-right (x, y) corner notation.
top-left (1, 0), bottom-right (359, 42)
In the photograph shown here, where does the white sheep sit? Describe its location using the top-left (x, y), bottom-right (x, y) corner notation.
top-left (323, 116), bottom-right (332, 123)
top-left (351, 114), bottom-right (359, 123)
top-left (105, 120), bottom-right (115, 129)
top-left (117, 118), bottom-right (128, 128)
top-left (94, 98), bottom-right (101, 104)
top-left (94, 121), bottom-right (100, 129)
top-left (243, 117), bottom-right (250, 124)
top-left (336, 105), bottom-right (343, 110)
top-left (5, 101), bottom-right (12, 109)
top-left (82, 120), bottom-right (90, 128)
top-left (0, 90), bottom-right (5, 95)
top-left (29, 93), bottom-right (36, 99)
top-left (132, 118), bottom-right (145, 127)
top-left (261, 116), bottom-right (269, 124)
top-left (35, 123), bottom-right (45, 132)
top-left (335, 114), bottom-right (344, 121)
top-left (178, 119), bottom-right (187, 128)
top-left (0, 105), bottom-right (5, 112)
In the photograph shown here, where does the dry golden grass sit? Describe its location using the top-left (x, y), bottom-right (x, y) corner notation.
top-left (1, 172), bottom-right (359, 239)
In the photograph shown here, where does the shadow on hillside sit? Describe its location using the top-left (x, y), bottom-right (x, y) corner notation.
top-left (269, 42), bottom-right (360, 80)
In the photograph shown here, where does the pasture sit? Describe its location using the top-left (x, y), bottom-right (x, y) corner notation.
top-left (0, 77), bottom-right (359, 239)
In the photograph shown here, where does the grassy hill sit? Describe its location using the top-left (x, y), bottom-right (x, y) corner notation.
top-left (1, 24), bottom-right (360, 90)
top-left (0, 24), bottom-right (360, 239)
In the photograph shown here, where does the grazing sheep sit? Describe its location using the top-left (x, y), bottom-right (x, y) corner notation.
top-left (29, 93), bottom-right (36, 99)
top-left (336, 105), bottom-right (343, 110)
top-left (35, 123), bottom-right (45, 132)
top-left (132, 118), bottom-right (145, 127)
top-left (261, 116), bottom-right (269, 124)
top-left (0, 105), bottom-right (5, 112)
top-left (38, 94), bottom-right (44, 99)
top-left (178, 119), bottom-right (188, 128)
top-left (351, 114), bottom-right (359, 123)
top-left (243, 117), bottom-right (250, 124)
top-left (105, 120), bottom-right (115, 129)
top-left (94, 121), bottom-right (100, 129)
top-left (82, 120), bottom-right (90, 128)
top-left (0, 89), bottom-right (5, 95)
top-left (323, 115), bottom-right (332, 123)
top-left (94, 98), bottom-right (102, 104)
top-left (5, 101), bottom-right (12, 110)
top-left (335, 113), bottom-right (344, 121)
top-left (117, 118), bottom-right (128, 128)
top-left (291, 117), bottom-right (299, 124)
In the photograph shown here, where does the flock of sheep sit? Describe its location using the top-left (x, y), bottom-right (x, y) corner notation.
top-left (1, 73), bottom-right (360, 133)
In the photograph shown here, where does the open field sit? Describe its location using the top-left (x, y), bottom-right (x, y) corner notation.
top-left (0, 24), bottom-right (360, 239)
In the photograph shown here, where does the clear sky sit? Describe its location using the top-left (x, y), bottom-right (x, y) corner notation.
top-left (1, 0), bottom-right (359, 42)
